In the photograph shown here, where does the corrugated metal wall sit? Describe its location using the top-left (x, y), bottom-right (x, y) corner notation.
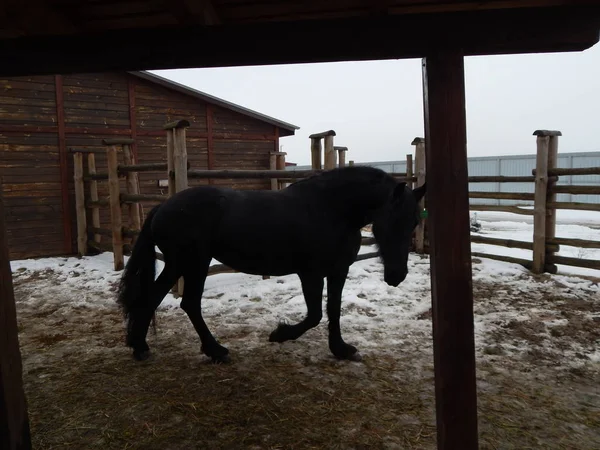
top-left (287, 151), bottom-right (600, 205)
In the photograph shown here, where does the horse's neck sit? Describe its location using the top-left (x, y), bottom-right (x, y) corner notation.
top-left (320, 181), bottom-right (389, 227)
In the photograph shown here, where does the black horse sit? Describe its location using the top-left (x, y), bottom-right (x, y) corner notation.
top-left (117, 165), bottom-right (426, 363)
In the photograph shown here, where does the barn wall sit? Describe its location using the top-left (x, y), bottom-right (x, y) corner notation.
top-left (0, 76), bottom-right (66, 259)
top-left (0, 72), bottom-right (285, 260)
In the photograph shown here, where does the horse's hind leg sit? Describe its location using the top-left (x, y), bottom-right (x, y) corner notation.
top-left (269, 273), bottom-right (323, 343)
top-left (128, 260), bottom-right (180, 361)
top-left (180, 259), bottom-right (230, 363)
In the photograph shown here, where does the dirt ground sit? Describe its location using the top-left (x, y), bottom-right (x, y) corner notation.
top-left (12, 258), bottom-right (600, 450)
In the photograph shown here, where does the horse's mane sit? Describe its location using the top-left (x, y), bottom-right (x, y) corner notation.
top-left (287, 165), bottom-right (396, 193)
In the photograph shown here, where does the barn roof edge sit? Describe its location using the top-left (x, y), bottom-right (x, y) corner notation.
top-left (129, 70), bottom-right (300, 133)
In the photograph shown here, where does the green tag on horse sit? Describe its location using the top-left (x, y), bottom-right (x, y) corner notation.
top-left (420, 209), bottom-right (428, 219)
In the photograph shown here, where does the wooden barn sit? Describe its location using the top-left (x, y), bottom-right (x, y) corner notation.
top-left (0, 71), bottom-right (299, 260)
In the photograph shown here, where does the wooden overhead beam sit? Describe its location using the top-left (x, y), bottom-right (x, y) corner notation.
top-left (166, 0), bottom-right (221, 26)
top-left (0, 5), bottom-right (598, 76)
top-left (2, 0), bottom-right (77, 37)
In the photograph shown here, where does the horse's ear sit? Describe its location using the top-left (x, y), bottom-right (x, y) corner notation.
top-left (413, 182), bottom-right (427, 202)
top-left (393, 182), bottom-right (407, 200)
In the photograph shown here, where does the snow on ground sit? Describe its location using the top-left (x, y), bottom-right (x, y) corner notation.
top-left (9, 209), bottom-right (600, 449)
top-left (471, 208), bottom-right (600, 278)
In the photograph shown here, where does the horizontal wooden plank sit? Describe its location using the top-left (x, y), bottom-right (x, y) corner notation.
top-left (2, 182), bottom-right (62, 192)
top-left (2, 189), bottom-right (63, 198)
top-left (63, 99), bottom-right (130, 112)
top-left (0, 143), bottom-right (59, 152)
top-left (4, 75), bottom-right (55, 84)
top-left (0, 132), bottom-right (58, 145)
top-left (0, 88), bottom-right (57, 100)
top-left (0, 95), bottom-right (56, 107)
top-left (0, 151), bottom-right (60, 161)
top-left (62, 76), bottom-right (129, 91)
top-left (62, 91), bottom-right (130, 105)
top-left (62, 85), bottom-right (128, 97)
top-left (64, 115), bottom-right (131, 127)
top-left (64, 107), bottom-right (130, 120)
top-left (1, 195), bottom-right (63, 206)
top-left (8, 243), bottom-right (65, 260)
top-left (0, 79), bottom-right (55, 91)
top-left (0, 173), bottom-right (61, 184)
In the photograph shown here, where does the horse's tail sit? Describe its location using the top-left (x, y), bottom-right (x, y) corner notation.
top-left (116, 203), bottom-right (161, 322)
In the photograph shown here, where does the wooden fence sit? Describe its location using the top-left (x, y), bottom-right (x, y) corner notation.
top-left (72, 121), bottom-right (414, 296)
top-left (410, 130), bottom-right (600, 274)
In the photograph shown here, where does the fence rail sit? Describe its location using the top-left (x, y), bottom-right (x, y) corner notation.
top-left (72, 123), bottom-right (600, 299)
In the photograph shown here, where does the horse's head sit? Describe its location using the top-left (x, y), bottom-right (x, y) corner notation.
top-left (372, 181), bottom-right (427, 287)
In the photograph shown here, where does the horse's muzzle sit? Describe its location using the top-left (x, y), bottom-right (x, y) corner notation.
top-left (384, 270), bottom-right (407, 287)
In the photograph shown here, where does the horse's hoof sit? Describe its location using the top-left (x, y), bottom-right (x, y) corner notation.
top-left (133, 349), bottom-right (151, 361)
top-left (331, 343), bottom-right (362, 361)
top-left (268, 322), bottom-right (289, 343)
top-left (211, 354), bottom-right (231, 364)
top-left (346, 352), bottom-right (363, 362)
top-left (268, 330), bottom-right (283, 343)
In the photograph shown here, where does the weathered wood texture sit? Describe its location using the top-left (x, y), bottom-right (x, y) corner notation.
top-left (0, 185), bottom-right (32, 450)
top-left (1, 71), bottom-right (288, 259)
top-left (422, 50), bottom-right (479, 450)
top-left (0, 76), bottom-right (64, 260)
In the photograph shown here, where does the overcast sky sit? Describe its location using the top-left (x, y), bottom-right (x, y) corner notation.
top-left (150, 42), bottom-right (600, 166)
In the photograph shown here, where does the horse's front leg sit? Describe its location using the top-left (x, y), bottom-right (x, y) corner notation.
top-left (269, 272), bottom-right (323, 343)
top-left (326, 266), bottom-right (361, 361)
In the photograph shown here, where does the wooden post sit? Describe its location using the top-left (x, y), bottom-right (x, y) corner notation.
top-left (309, 130), bottom-right (335, 170)
top-left (87, 153), bottom-right (101, 244)
top-left (532, 133), bottom-right (551, 274)
top-left (422, 50), bottom-right (479, 450)
top-left (275, 151), bottom-right (286, 189)
top-left (535, 130), bottom-right (562, 274)
top-left (310, 138), bottom-right (322, 170)
top-left (122, 143), bottom-right (142, 242)
top-left (106, 145), bottom-right (124, 271)
top-left (324, 135), bottom-right (336, 170)
top-left (269, 152), bottom-right (278, 191)
top-left (406, 153), bottom-right (414, 190)
top-left (166, 130), bottom-right (176, 198)
top-left (413, 137), bottom-right (426, 254)
top-left (164, 120), bottom-right (190, 295)
top-left (0, 185), bottom-right (32, 450)
top-left (173, 127), bottom-right (189, 195)
top-left (73, 152), bottom-right (87, 256)
top-left (335, 146), bottom-right (348, 167)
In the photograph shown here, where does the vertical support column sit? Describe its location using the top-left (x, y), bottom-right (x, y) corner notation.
top-left (73, 152), bottom-right (87, 257)
top-left (532, 131), bottom-right (551, 274)
top-left (87, 153), bottom-right (101, 245)
top-left (164, 120), bottom-right (190, 296)
top-left (0, 185), bottom-right (32, 450)
top-left (406, 153), bottom-right (414, 190)
top-left (534, 130), bottom-right (561, 274)
top-left (106, 144), bottom-right (124, 271)
top-left (412, 137), bottom-right (427, 254)
top-left (422, 50), bottom-right (479, 450)
top-left (335, 146), bottom-right (348, 168)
